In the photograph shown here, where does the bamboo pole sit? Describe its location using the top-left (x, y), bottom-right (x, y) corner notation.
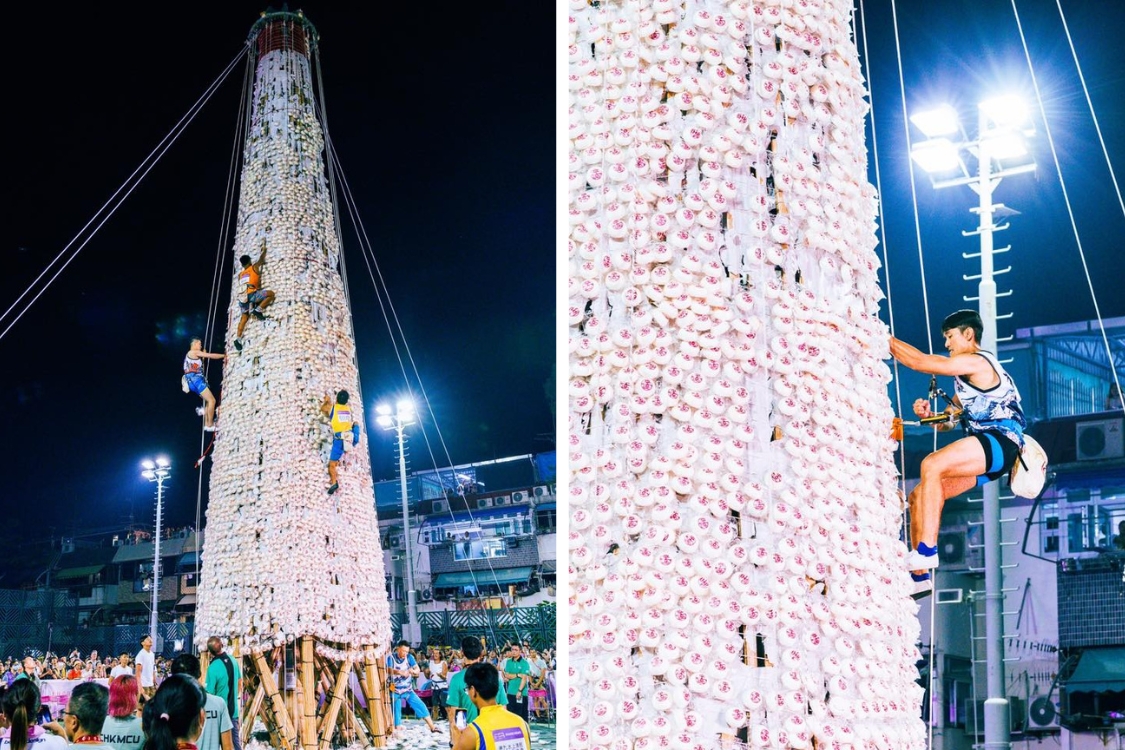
top-left (299, 637), bottom-right (317, 750)
top-left (375, 658), bottom-right (394, 739)
top-left (240, 684), bottom-right (266, 747)
top-left (253, 649), bottom-right (298, 750)
top-left (360, 650), bottom-right (389, 747)
top-left (338, 699), bottom-right (372, 749)
top-left (317, 654), bottom-right (354, 750)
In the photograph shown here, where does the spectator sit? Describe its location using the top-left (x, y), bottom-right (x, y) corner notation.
top-left (498, 644), bottom-right (530, 723)
top-left (140, 675), bottom-right (206, 750)
top-left (171, 654), bottom-right (232, 750)
top-left (0, 679), bottom-right (67, 750)
top-left (1108, 383), bottom-right (1123, 411)
top-left (102, 676), bottom-right (145, 750)
top-left (204, 638), bottom-right (241, 750)
top-left (110, 655), bottom-right (132, 682)
top-left (59, 681), bottom-right (109, 744)
top-left (135, 637), bottom-right (156, 700)
top-left (426, 647), bottom-right (448, 721)
top-left (17, 657), bottom-right (41, 690)
top-left (451, 663), bottom-right (530, 750)
top-left (66, 662), bottom-right (82, 681)
top-left (446, 637), bottom-right (507, 749)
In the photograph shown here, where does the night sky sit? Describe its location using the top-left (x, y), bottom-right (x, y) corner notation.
top-left (3, 4), bottom-right (554, 537)
top-left (856, 0), bottom-right (1125, 401)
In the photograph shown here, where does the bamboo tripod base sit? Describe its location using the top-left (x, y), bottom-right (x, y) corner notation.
top-left (234, 637), bottom-right (393, 750)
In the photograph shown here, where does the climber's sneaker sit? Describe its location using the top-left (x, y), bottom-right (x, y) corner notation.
top-left (906, 549), bottom-right (939, 571)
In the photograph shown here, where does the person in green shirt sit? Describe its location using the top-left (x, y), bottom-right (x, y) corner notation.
top-left (498, 644), bottom-right (530, 723)
top-left (204, 637), bottom-right (241, 750)
top-left (446, 637), bottom-right (506, 748)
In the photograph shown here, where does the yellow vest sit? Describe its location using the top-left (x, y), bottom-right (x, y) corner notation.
top-left (467, 704), bottom-right (529, 750)
top-left (330, 404), bottom-right (353, 434)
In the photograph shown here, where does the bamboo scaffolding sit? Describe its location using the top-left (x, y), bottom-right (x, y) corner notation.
top-left (299, 637), bottom-right (317, 750)
top-left (360, 650), bottom-right (389, 747)
top-left (253, 649), bottom-right (298, 750)
top-left (317, 653), bottom-right (354, 750)
top-left (240, 683), bottom-right (267, 747)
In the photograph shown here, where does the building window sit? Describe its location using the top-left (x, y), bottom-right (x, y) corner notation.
top-left (535, 508), bottom-right (557, 534)
top-left (453, 538), bottom-right (507, 561)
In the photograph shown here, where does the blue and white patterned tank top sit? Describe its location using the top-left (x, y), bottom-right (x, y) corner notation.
top-left (954, 350), bottom-right (1025, 448)
top-left (183, 354), bottom-right (204, 375)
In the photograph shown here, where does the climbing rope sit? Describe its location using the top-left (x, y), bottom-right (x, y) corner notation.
top-left (0, 43), bottom-right (250, 342)
top-left (1011, 0), bottom-right (1123, 403)
top-left (886, 1), bottom-right (940, 746)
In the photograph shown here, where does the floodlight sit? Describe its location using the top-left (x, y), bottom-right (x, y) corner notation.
top-left (141, 460), bottom-right (156, 471)
top-left (910, 105), bottom-right (960, 138)
top-left (910, 138), bottom-right (961, 173)
top-left (142, 470), bottom-right (156, 480)
top-left (980, 131), bottom-right (1028, 161)
top-left (979, 95), bottom-right (1029, 129)
top-left (156, 457), bottom-right (170, 468)
top-left (375, 404), bottom-right (393, 416)
top-left (376, 415), bottom-right (394, 428)
top-left (396, 399), bottom-right (415, 416)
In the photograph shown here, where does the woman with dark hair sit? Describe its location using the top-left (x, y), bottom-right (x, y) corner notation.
top-left (102, 676), bottom-right (145, 750)
top-left (0, 679), bottom-right (68, 750)
top-left (140, 675), bottom-right (206, 750)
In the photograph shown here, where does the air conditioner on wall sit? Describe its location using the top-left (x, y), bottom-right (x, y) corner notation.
top-left (936, 524), bottom-right (984, 573)
top-left (511, 491), bottom-right (526, 503)
top-left (1026, 695), bottom-right (1060, 731)
top-left (533, 485), bottom-right (548, 497)
top-left (1076, 418), bottom-right (1124, 460)
top-left (432, 499), bottom-right (448, 514)
top-left (494, 495), bottom-right (511, 506)
top-left (477, 498), bottom-right (494, 509)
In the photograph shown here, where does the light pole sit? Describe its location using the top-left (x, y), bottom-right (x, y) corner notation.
top-left (911, 95), bottom-right (1036, 750)
top-left (141, 457), bottom-right (171, 652)
top-left (376, 399), bottom-right (421, 645)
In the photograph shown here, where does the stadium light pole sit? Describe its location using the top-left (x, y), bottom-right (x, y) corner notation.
top-left (376, 399), bottom-right (421, 646)
top-left (141, 456), bottom-right (171, 652)
top-left (911, 94), bottom-right (1036, 750)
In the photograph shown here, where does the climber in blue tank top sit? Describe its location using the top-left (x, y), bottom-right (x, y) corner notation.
top-left (890, 309), bottom-right (1026, 599)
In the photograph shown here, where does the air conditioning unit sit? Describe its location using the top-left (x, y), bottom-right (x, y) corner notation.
top-left (1076, 418), bottom-right (1123, 461)
top-left (419, 588), bottom-right (433, 602)
top-left (533, 485), bottom-right (548, 497)
top-left (937, 524), bottom-right (984, 573)
top-left (1026, 695), bottom-right (1059, 731)
top-left (494, 495), bottom-right (511, 506)
top-left (511, 491), bottom-right (527, 503)
top-left (432, 499), bottom-right (448, 514)
top-left (477, 498), bottom-right (494, 509)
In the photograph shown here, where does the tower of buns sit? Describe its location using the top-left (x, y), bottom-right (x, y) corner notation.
top-left (195, 11), bottom-right (393, 749)
top-left (567, 1), bottom-right (926, 748)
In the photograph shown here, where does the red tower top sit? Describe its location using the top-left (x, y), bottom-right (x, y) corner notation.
top-left (250, 10), bottom-right (316, 58)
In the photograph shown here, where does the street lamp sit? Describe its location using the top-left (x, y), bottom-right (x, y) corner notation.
top-left (376, 399), bottom-right (421, 645)
top-left (141, 457), bottom-right (171, 652)
top-left (910, 95), bottom-right (1036, 750)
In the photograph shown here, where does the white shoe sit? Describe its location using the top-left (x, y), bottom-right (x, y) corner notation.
top-left (905, 549), bottom-right (939, 570)
top-left (911, 577), bottom-right (933, 600)
top-left (203, 425), bottom-right (217, 432)
top-left (195, 407), bottom-right (205, 416)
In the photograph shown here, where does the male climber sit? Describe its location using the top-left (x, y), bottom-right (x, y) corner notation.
top-left (183, 338), bottom-right (226, 431)
top-left (233, 244), bottom-right (276, 352)
top-left (889, 309), bottom-right (1026, 599)
top-left (320, 390), bottom-right (360, 495)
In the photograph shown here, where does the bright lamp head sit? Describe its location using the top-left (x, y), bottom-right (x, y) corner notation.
top-left (979, 95), bottom-right (1029, 130)
top-left (396, 399), bottom-right (415, 416)
top-left (155, 457), bottom-right (170, 468)
top-left (141, 460), bottom-right (156, 471)
top-left (910, 105), bottom-right (960, 138)
top-left (910, 138), bottom-right (961, 174)
top-left (375, 404), bottom-right (392, 416)
top-left (142, 470), bottom-right (156, 480)
top-left (376, 415), bottom-right (394, 428)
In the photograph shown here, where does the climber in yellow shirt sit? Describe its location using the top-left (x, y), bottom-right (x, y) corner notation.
top-left (320, 390), bottom-right (360, 495)
top-left (452, 663), bottom-right (530, 750)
